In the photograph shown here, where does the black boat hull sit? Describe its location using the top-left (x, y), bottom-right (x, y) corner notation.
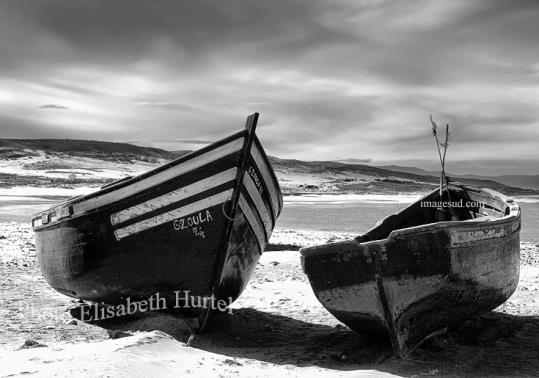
top-left (33, 113), bottom-right (282, 319)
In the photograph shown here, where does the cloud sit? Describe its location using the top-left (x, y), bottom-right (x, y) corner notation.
top-left (0, 0), bottom-right (538, 173)
top-left (0, 114), bottom-right (76, 138)
top-left (38, 104), bottom-right (69, 109)
top-left (172, 139), bottom-right (214, 145)
top-left (134, 101), bottom-right (195, 111)
top-left (336, 158), bottom-right (372, 164)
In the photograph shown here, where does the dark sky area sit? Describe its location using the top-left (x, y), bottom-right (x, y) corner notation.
top-left (0, 0), bottom-right (538, 174)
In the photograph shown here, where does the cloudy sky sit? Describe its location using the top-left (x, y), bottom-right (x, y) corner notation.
top-left (0, 0), bottom-right (538, 175)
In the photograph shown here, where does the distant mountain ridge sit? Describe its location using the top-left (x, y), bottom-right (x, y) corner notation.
top-left (269, 157), bottom-right (537, 196)
top-left (0, 138), bottom-right (537, 196)
top-left (461, 174), bottom-right (539, 191)
top-left (376, 164), bottom-right (539, 191)
top-left (0, 139), bottom-right (192, 188)
top-left (376, 165), bottom-right (442, 177)
top-left (0, 139), bottom-right (184, 161)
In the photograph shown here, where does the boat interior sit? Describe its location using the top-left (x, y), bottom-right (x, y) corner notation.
top-left (356, 185), bottom-right (513, 243)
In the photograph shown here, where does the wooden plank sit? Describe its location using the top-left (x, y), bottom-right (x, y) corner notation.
top-left (238, 194), bottom-right (266, 250)
top-left (242, 174), bottom-right (273, 239)
top-left (113, 189), bottom-right (233, 240)
top-left (111, 168), bottom-right (237, 226)
top-left (250, 143), bottom-right (281, 218)
top-left (253, 137), bottom-right (283, 210)
top-left (465, 190), bottom-right (507, 213)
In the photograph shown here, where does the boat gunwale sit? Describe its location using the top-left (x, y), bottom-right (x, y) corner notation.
top-left (300, 187), bottom-right (521, 257)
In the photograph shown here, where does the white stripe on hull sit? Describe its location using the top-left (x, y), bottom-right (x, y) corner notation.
top-left (111, 168), bottom-right (237, 226)
top-left (238, 194), bottom-right (266, 250)
top-left (75, 138), bottom-right (244, 215)
top-left (242, 174), bottom-right (273, 239)
top-left (250, 144), bottom-right (281, 217)
top-left (114, 189), bottom-right (233, 240)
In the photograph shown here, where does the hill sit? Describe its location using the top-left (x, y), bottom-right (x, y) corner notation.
top-left (0, 139), bottom-right (182, 161)
top-left (0, 139), bottom-right (191, 188)
top-left (375, 164), bottom-right (539, 191)
top-left (469, 174), bottom-right (539, 191)
top-left (270, 157), bottom-right (537, 196)
top-left (0, 139), bottom-right (536, 196)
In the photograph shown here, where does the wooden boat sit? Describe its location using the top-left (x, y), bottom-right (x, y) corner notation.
top-left (32, 113), bottom-right (282, 323)
top-left (300, 185), bottom-right (520, 356)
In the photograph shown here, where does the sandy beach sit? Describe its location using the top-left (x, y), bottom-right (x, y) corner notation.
top-left (2, 0), bottom-right (539, 375)
top-left (1, 222), bottom-right (538, 377)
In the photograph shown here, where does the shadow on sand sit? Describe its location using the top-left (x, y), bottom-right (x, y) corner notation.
top-left (87, 308), bottom-right (539, 376)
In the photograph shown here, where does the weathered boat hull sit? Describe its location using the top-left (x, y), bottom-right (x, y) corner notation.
top-left (33, 113), bottom-right (282, 321)
top-left (300, 187), bottom-right (520, 356)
